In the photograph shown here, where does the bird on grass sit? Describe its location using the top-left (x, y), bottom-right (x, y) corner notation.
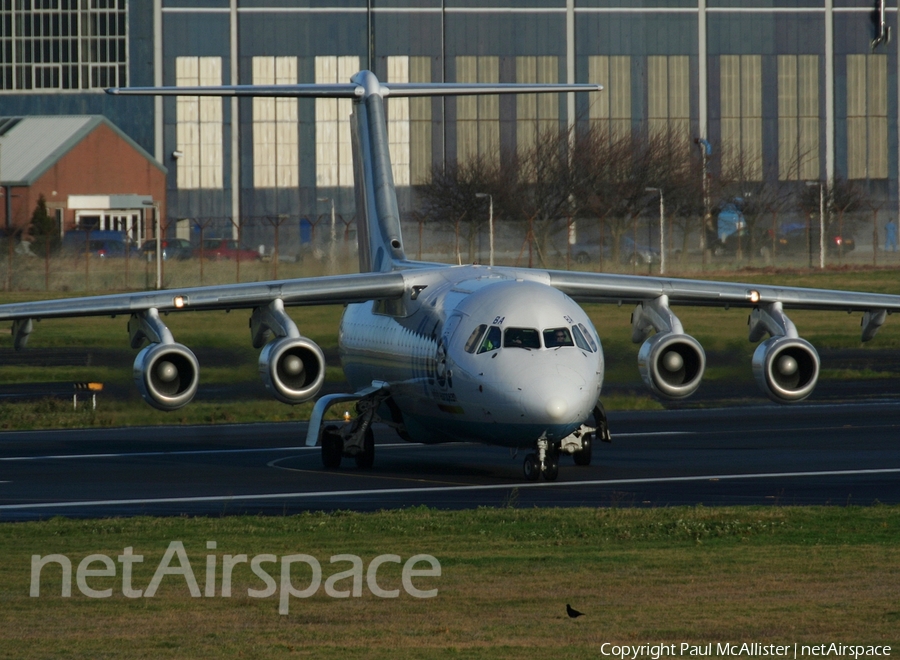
top-left (566, 604), bottom-right (585, 618)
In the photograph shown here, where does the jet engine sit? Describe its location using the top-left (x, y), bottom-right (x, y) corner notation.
top-left (638, 332), bottom-right (706, 399)
top-left (751, 336), bottom-right (819, 402)
top-left (259, 336), bottom-right (326, 404)
top-left (134, 342), bottom-right (200, 411)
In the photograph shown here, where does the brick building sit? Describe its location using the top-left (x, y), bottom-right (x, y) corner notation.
top-left (0, 115), bottom-right (166, 245)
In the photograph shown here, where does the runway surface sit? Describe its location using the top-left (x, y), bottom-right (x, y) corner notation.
top-left (1, 401), bottom-right (899, 520)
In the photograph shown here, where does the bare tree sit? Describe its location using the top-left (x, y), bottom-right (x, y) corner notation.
top-left (498, 128), bottom-right (579, 267)
top-left (419, 156), bottom-right (505, 263)
top-left (574, 128), bottom-right (698, 267)
top-left (797, 175), bottom-right (863, 265)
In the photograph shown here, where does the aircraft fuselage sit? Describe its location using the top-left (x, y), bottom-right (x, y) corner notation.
top-left (339, 265), bottom-right (605, 447)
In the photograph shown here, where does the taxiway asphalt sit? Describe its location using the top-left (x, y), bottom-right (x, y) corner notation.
top-left (1, 402), bottom-right (899, 520)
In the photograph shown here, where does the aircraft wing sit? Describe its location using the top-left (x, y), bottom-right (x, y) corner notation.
top-left (547, 270), bottom-right (900, 313)
top-left (0, 271), bottom-right (407, 322)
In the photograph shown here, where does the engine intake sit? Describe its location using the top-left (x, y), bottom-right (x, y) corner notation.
top-left (752, 336), bottom-right (819, 402)
top-left (638, 332), bottom-right (706, 399)
top-left (134, 342), bottom-right (200, 411)
top-left (259, 336), bottom-right (326, 404)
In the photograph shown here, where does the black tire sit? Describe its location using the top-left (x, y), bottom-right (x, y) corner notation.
top-left (355, 426), bottom-right (375, 469)
top-left (523, 453), bottom-right (540, 481)
top-left (321, 426), bottom-right (343, 469)
top-left (573, 435), bottom-right (592, 466)
top-left (542, 453), bottom-right (559, 481)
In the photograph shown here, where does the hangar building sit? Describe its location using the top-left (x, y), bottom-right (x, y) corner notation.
top-left (0, 1), bottom-right (895, 236)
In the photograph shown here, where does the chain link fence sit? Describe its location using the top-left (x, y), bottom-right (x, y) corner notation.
top-left (1, 210), bottom-right (898, 293)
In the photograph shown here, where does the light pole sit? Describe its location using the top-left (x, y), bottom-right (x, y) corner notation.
top-left (806, 181), bottom-right (825, 269)
top-left (142, 199), bottom-right (161, 289)
top-left (645, 187), bottom-right (665, 275)
top-left (475, 192), bottom-right (494, 266)
top-left (695, 138), bottom-right (712, 268)
top-left (317, 196), bottom-right (336, 267)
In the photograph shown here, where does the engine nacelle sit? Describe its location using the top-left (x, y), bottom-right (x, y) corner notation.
top-left (638, 332), bottom-right (706, 399)
top-left (259, 336), bottom-right (326, 404)
top-left (134, 342), bottom-right (200, 411)
top-left (752, 336), bottom-right (819, 403)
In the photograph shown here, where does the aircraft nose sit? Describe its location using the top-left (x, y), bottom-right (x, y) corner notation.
top-left (519, 373), bottom-right (595, 426)
top-left (545, 397), bottom-right (568, 421)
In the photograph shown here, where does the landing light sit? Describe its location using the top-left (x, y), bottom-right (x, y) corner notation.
top-left (173, 296), bottom-right (185, 308)
top-left (748, 289), bottom-right (761, 304)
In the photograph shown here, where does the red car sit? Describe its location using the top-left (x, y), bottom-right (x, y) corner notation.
top-left (198, 239), bottom-right (260, 261)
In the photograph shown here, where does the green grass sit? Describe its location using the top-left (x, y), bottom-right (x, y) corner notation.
top-left (0, 266), bottom-right (899, 428)
top-left (1, 506), bottom-right (897, 658)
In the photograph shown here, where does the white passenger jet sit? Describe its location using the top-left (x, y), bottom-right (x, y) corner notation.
top-left (2, 71), bottom-right (900, 481)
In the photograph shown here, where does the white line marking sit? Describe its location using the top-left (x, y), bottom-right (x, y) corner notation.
top-left (0, 443), bottom-right (419, 462)
top-left (1, 467), bottom-right (898, 511)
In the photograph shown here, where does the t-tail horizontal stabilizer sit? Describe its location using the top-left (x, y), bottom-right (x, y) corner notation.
top-left (107, 72), bottom-right (602, 273)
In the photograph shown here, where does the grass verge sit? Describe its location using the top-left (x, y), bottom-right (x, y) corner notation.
top-left (2, 506), bottom-right (898, 658)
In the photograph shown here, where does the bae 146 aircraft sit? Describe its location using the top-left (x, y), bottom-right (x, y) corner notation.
top-left (2, 71), bottom-right (900, 481)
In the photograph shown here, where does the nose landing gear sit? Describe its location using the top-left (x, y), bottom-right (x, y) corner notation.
top-left (523, 437), bottom-right (560, 481)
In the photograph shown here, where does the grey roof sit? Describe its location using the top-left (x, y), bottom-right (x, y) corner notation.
top-left (0, 115), bottom-right (165, 186)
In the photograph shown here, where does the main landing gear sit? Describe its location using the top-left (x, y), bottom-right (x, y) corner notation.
top-left (523, 404), bottom-right (611, 481)
top-left (319, 392), bottom-right (386, 470)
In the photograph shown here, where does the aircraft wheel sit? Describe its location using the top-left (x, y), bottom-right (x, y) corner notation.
top-left (573, 435), bottom-right (592, 466)
top-left (542, 453), bottom-right (559, 481)
top-left (523, 453), bottom-right (540, 481)
top-left (355, 426), bottom-right (375, 469)
top-left (321, 426), bottom-right (343, 469)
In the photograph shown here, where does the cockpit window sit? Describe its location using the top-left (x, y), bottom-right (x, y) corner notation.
top-left (543, 327), bottom-right (574, 348)
top-left (577, 323), bottom-right (598, 352)
top-left (504, 327), bottom-right (541, 349)
top-left (465, 324), bottom-right (487, 353)
top-left (571, 325), bottom-right (592, 352)
top-left (477, 326), bottom-right (502, 354)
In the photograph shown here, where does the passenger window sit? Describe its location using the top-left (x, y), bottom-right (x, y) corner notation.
top-left (571, 325), bottom-right (592, 352)
top-left (544, 327), bottom-right (574, 348)
top-left (477, 326), bottom-right (502, 354)
top-left (504, 327), bottom-right (541, 349)
top-left (465, 324), bottom-right (487, 353)
top-left (577, 323), bottom-right (598, 352)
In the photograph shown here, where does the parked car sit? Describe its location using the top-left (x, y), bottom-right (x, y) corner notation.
top-left (61, 230), bottom-right (138, 258)
top-left (197, 238), bottom-right (260, 261)
top-left (572, 235), bottom-right (660, 266)
top-left (139, 238), bottom-right (194, 261)
top-left (770, 222), bottom-right (855, 256)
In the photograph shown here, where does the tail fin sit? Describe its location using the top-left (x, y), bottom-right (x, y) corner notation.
top-left (349, 71), bottom-right (405, 273)
top-left (107, 74), bottom-right (601, 274)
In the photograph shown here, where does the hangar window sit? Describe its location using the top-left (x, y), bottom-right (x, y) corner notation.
top-left (176, 56), bottom-right (223, 190)
top-left (0, 0), bottom-right (128, 92)
top-left (316, 55), bottom-right (360, 188)
top-left (778, 55), bottom-right (820, 181)
top-left (516, 56), bottom-right (559, 165)
top-left (648, 55), bottom-right (689, 151)
top-left (385, 55), bottom-right (433, 186)
top-left (847, 54), bottom-right (887, 180)
top-left (455, 55), bottom-right (499, 169)
top-left (252, 56), bottom-right (299, 189)
top-left (720, 55), bottom-right (763, 182)
top-left (588, 55), bottom-right (631, 143)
